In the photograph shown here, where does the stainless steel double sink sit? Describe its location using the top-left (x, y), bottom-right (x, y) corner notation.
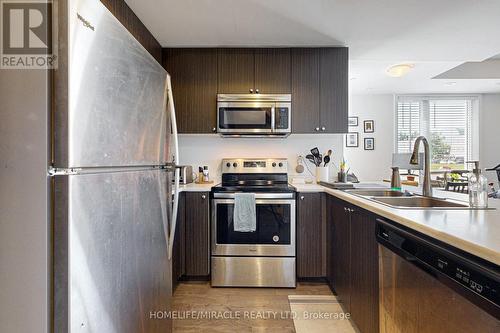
top-left (344, 188), bottom-right (472, 209)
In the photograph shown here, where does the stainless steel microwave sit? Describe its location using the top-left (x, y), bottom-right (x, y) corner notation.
top-left (217, 94), bottom-right (291, 137)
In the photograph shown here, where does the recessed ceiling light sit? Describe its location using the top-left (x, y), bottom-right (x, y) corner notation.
top-left (386, 63), bottom-right (414, 77)
top-left (445, 81), bottom-right (457, 86)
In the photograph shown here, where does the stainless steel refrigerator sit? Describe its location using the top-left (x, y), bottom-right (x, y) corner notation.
top-left (54, 0), bottom-right (180, 332)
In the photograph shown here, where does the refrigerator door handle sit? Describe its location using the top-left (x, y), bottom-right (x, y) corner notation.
top-left (168, 167), bottom-right (180, 260)
top-left (166, 74), bottom-right (180, 260)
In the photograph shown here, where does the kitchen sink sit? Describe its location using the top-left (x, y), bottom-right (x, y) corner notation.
top-left (371, 196), bottom-right (470, 209)
top-left (344, 189), bottom-right (411, 197)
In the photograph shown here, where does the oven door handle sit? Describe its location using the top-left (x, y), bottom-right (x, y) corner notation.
top-left (212, 192), bottom-right (295, 199)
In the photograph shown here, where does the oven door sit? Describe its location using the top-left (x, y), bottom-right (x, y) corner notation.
top-left (217, 102), bottom-right (274, 134)
top-left (212, 195), bottom-right (295, 256)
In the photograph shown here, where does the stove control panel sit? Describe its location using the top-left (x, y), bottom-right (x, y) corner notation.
top-left (222, 158), bottom-right (288, 174)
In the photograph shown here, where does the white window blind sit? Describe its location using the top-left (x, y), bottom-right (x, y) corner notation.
top-left (396, 101), bottom-right (420, 153)
top-left (396, 97), bottom-right (476, 171)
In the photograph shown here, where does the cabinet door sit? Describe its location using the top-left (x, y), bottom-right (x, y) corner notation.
top-left (319, 48), bottom-right (348, 133)
top-left (330, 198), bottom-right (351, 311)
top-left (184, 192), bottom-right (210, 276)
top-left (297, 192), bottom-right (323, 278)
top-left (163, 48), bottom-right (218, 133)
top-left (218, 49), bottom-right (255, 94)
top-left (172, 192), bottom-right (185, 290)
top-left (291, 48), bottom-right (320, 133)
top-left (350, 208), bottom-right (379, 333)
top-left (254, 48), bottom-right (291, 94)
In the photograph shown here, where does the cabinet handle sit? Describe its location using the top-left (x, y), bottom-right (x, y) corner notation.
top-left (249, 88), bottom-right (254, 93)
top-left (315, 127), bottom-right (320, 131)
top-left (321, 126), bottom-right (326, 131)
top-left (300, 196), bottom-right (305, 200)
top-left (201, 194), bottom-right (206, 199)
top-left (255, 89), bottom-right (259, 94)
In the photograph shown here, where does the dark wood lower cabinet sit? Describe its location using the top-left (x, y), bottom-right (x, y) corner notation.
top-left (327, 197), bottom-right (352, 310)
top-left (172, 191), bottom-right (210, 285)
top-left (184, 192), bottom-right (210, 277)
top-left (350, 208), bottom-right (379, 333)
top-left (296, 192), bottom-right (324, 278)
top-left (172, 192), bottom-right (185, 291)
top-left (326, 195), bottom-right (379, 333)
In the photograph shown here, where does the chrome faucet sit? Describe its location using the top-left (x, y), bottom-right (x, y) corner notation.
top-left (410, 136), bottom-right (432, 197)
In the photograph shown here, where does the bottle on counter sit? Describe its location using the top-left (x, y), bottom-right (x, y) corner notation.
top-left (203, 166), bottom-right (209, 182)
top-left (468, 162), bottom-right (488, 208)
top-left (198, 166), bottom-right (204, 183)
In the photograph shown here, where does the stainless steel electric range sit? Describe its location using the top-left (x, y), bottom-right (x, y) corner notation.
top-left (211, 158), bottom-right (296, 288)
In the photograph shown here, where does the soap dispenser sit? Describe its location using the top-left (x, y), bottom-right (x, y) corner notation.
top-left (390, 167), bottom-right (402, 191)
top-left (468, 161), bottom-right (488, 208)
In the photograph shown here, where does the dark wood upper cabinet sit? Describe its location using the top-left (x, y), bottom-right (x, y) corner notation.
top-left (163, 47), bottom-right (347, 134)
top-left (291, 48), bottom-right (320, 133)
top-left (254, 48), bottom-right (291, 94)
top-left (350, 208), bottom-right (379, 333)
top-left (218, 48), bottom-right (255, 94)
top-left (297, 192), bottom-right (323, 278)
top-left (163, 48), bottom-right (218, 133)
top-left (319, 48), bottom-right (348, 133)
top-left (184, 192), bottom-right (210, 276)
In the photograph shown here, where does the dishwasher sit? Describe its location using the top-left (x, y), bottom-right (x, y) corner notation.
top-left (376, 219), bottom-right (500, 332)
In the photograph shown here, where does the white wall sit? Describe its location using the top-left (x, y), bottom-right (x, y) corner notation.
top-left (344, 94), bottom-right (395, 181)
top-left (480, 94), bottom-right (500, 185)
top-left (179, 134), bottom-right (344, 182)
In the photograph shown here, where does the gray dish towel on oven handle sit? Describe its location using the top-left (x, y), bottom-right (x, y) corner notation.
top-left (233, 192), bottom-right (257, 232)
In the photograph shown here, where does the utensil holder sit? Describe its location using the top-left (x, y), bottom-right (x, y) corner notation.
top-left (338, 171), bottom-right (347, 183)
top-left (316, 167), bottom-right (329, 183)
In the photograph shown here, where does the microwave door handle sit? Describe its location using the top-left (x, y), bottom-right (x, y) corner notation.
top-left (271, 106), bottom-right (276, 132)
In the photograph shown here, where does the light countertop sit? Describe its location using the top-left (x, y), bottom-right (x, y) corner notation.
top-left (176, 180), bottom-right (500, 266)
top-left (178, 182), bottom-right (216, 192)
top-left (321, 184), bottom-right (500, 266)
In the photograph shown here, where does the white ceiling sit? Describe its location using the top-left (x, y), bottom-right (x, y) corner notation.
top-left (126, 0), bottom-right (500, 94)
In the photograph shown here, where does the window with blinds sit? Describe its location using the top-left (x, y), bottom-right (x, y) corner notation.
top-left (396, 97), bottom-right (476, 171)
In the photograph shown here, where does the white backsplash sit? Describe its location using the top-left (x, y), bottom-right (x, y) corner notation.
top-left (178, 134), bottom-right (344, 183)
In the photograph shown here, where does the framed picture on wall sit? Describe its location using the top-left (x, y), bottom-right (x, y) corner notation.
top-left (364, 120), bottom-right (374, 133)
top-left (348, 116), bottom-right (359, 126)
top-left (364, 137), bottom-right (375, 150)
top-left (346, 132), bottom-right (359, 147)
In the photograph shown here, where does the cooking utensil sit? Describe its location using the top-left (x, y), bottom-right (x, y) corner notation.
top-left (310, 147), bottom-right (321, 166)
top-left (305, 154), bottom-right (317, 166)
top-left (323, 155), bottom-right (331, 167)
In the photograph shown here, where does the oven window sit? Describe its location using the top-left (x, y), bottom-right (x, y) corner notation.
top-left (219, 107), bottom-right (271, 129)
top-left (216, 202), bottom-right (291, 244)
